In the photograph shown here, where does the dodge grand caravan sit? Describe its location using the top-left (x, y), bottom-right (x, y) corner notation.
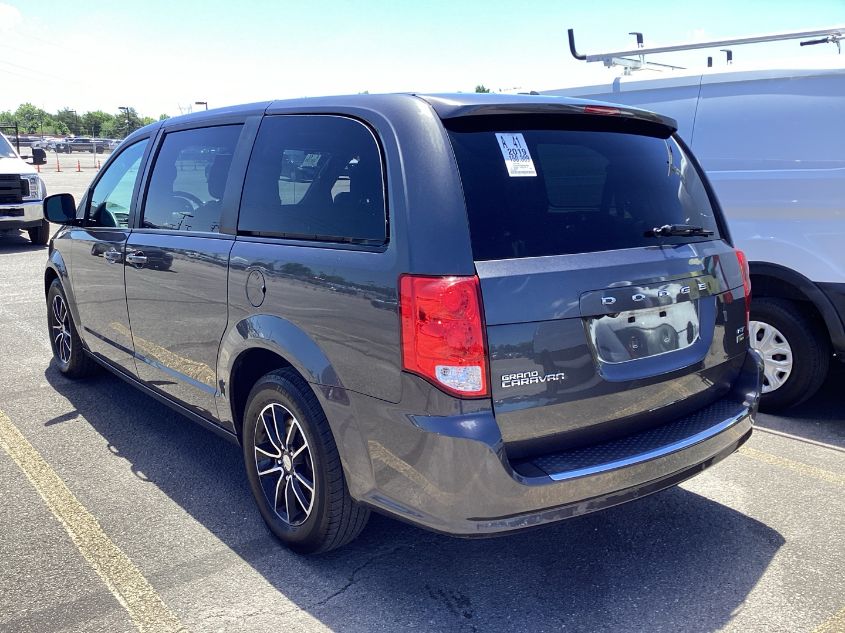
top-left (42, 94), bottom-right (762, 553)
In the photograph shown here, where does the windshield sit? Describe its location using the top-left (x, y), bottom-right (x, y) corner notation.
top-left (447, 118), bottom-right (721, 260)
top-left (0, 134), bottom-right (17, 159)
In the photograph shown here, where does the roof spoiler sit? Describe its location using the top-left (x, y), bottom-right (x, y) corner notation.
top-left (422, 98), bottom-right (678, 133)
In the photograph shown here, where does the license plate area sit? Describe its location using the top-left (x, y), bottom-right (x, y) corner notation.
top-left (587, 302), bottom-right (700, 364)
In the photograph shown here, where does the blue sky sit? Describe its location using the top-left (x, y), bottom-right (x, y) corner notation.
top-left (0, 0), bottom-right (843, 117)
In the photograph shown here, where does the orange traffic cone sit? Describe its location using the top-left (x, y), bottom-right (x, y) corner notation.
top-left (36, 163), bottom-right (40, 173)
top-left (56, 155), bottom-right (61, 172)
top-left (76, 159), bottom-right (81, 172)
top-left (97, 160), bottom-right (101, 170)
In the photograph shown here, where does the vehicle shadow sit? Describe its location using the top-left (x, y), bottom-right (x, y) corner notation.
top-left (0, 231), bottom-right (46, 254)
top-left (755, 362), bottom-right (845, 449)
top-left (44, 366), bottom-right (784, 632)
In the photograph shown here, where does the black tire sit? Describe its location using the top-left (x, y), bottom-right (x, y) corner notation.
top-left (46, 279), bottom-right (99, 378)
top-left (28, 220), bottom-right (51, 246)
top-left (750, 298), bottom-right (830, 412)
top-left (242, 368), bottom-right (369, 553)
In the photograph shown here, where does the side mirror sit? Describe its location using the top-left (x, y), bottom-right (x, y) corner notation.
top-left (43, 193), bottom-right (77, 224)
top-left (31, 148), bottom-right (47, 165)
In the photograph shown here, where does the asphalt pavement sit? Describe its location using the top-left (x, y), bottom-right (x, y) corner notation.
top-left (0, 231), bottom-right (843, 633)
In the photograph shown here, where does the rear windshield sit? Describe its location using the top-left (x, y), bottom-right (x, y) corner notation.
top-left (446, 118), bottom-right (721, 260)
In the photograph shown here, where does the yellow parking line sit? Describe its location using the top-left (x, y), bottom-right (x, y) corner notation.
top-left (813, 605), bottom-right (845, 633)
top-left (739, 446), bottom-right (845, 487)
top-left (0, 410), bottom-right (186, 633)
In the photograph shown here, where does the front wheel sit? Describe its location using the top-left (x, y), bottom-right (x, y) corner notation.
top-left (242, 368), bottom-right (369, 553)
top-left (46, 280), bottom-right (98, 378)
top-left (28, 220), bottom-right (50, 245)
top-left (750, 298), bottom-right (830, 412)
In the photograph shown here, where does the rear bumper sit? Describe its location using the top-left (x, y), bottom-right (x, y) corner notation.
top-left (0, 202), bottom-right (43, 230)
top-left (348, 350), bottom-right (762, 536)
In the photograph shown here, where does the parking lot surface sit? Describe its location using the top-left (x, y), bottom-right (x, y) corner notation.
top-left (1, 167), bottom-right (843, 632)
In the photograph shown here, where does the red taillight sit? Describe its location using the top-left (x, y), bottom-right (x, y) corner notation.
top-left (583, 105), bottom-right (622, 116)
top-left (736, 250), bottom-right (751, 326)
top-left (399, 274), bottom-right (489, 398)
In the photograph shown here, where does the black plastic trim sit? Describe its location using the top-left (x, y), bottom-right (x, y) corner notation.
top-left (86, 351), bottom-right (239, 445)
top-left (818, 281), bottom-right (845, 355)
top-left (568, 28), bottom-right (587, 60)
top-left (750, 262), bottom-right (845, 354)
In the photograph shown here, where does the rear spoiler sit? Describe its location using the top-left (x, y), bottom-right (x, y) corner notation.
top-left (420, 96), bottom-right (678, 134)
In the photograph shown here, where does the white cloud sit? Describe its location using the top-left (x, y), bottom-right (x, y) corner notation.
top-left (0, 2), bottom-right (22, 32)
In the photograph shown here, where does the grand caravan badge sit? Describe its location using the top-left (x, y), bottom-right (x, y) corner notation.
top-left (501, 370), bottom-right (566, 389)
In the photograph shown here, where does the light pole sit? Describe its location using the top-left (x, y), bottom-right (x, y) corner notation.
top-left (68, 109), bottom-right (77, 136)
top-left (118, 106), bottom-right (131, 137)
top-left (194, 101), bottom-right (208, 111)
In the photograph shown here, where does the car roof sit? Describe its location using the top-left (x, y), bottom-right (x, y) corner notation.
top-left (123, 92), bottom-right (677, 146)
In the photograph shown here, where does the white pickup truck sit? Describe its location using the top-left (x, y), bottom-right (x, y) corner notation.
top-left (546, 61), bottom-right (845, 411)
top-left (0, 132), bottom-right (49, 244)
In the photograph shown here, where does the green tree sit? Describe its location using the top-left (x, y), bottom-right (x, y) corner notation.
top-left (14, 103), bottom-right (51, 134)
top-left (55, 108), bottom-right (80, 135)
top-left (158, 113), bottom-right (170, 121)
top-left (82, 110), bottom-right (114, 137)
top-left (474, 84), bottom-right (491, 93)
top-left (100, 117), bottom-right (121, 139)
top-left (117, 107), bottom-right (143, 136)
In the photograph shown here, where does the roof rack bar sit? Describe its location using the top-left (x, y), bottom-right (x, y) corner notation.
top-left (568, 26), bottom-right (845, 62)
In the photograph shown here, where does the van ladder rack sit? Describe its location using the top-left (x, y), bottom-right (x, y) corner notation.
top-left (568, 26), bottom-right (845, 73)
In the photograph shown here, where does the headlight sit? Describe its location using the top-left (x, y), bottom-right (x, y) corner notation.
top-left (22, 174), bottom-right (42, 201)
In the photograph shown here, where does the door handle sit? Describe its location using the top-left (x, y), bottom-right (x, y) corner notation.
top-left (103, 248), bottom-right (123, 264)
top-left (126, 251), bottom-right (148, 267)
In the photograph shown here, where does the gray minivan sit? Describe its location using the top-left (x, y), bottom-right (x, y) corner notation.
top-left (43, 94), bottom-right (762, 553)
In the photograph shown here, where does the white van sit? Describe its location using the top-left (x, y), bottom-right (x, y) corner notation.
top-left (546, 62), bottom-right (845, 411)
top-left (0, 132), bottom-right (49, 244)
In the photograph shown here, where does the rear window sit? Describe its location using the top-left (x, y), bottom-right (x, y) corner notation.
top-left (446, 119), bottom-right (720, 260)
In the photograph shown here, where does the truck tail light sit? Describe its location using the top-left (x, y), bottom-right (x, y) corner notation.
top-left (399, 275), bottom-right (489, 398)
top-left (736, 249), bottom-right (751, 326)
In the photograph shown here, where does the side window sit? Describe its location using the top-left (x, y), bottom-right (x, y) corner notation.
top-left (88, 139), bottom-right (149, 228)
top-left (239, 116), bottom-right (386, 244)
top-left (142, 125), bottom-right (242, 232)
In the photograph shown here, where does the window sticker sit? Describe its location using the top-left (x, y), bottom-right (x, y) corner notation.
top-left (301, 153), bottom-right (321, 168)
top-left (494, 132), bottom-right (537, 177)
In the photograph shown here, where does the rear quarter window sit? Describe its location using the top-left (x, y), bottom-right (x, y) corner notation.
top-left (238, 115), bottom-right (386, 245)
top-left (446, 118), bottom-right (720, 260)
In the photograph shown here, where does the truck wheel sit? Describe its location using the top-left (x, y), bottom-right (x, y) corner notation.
top-left (47, 279), bottom-right (99, 378)
top-left (28, 220), bottom-right (51, 246)
top-left (242, 368), bottom-right (369, 554)
top-left (750, 298), bottom-right (830, 412)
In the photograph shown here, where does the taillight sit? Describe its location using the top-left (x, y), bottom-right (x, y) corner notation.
top-left (736, 250), bottom-right (751, 326)
top-left (583, 105), bottom-right (622, 116)
top-left (399, 274), bottom-right (489, 398)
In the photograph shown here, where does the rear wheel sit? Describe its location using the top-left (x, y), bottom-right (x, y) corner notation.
top-left (47, 280), bottom-right (98, 378)
top-left (242, 368), bottom-right (369, 553)
top-left (750, 298), bottom-right (830, 412)
top-left (28, 220), bottom-right (50, 245)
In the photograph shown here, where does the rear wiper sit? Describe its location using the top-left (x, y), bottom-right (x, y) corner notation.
top-left (645, 224), bottom-right (714, 238)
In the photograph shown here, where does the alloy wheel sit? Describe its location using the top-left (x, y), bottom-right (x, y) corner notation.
top-left (750, 319), bottom-right (794, 393)
top-left (253, 403), bottom-right (315, 526)
top-left (51, 294), bottom-right (72, 364)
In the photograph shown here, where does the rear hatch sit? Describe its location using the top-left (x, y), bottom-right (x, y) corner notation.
top-left (442, 104), bottom-right (749, 458)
